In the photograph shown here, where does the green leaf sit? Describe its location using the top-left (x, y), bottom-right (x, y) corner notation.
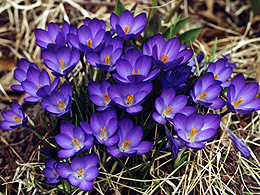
top-left (171, 17), bottom-right (189, 36)
top-left (178, 28), bottom-right (201, 47)
top-left (210, 37), bottom-right (218, 62)
top-left (115, 0), bottom-right (126, 16)
top-left (143, 10), bottom-right (161, 43)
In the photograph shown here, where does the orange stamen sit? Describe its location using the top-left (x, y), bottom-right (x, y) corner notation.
top-left (54, 170), bottom-right (58, 175)
top-left (124, 25), bottom-right (129, 35)
top-left (100, 126), bottom-right (106, 138)
top-left (123, 139), bottom-right (131, 150)
top-left (132, 69), bottom-right (140, 75)
top-left (165, 105), bottom-right (173, 116)
top-left (188, 126), bottom-right (199, 141)
top-left (38, 83), bottom-right (42, 89)
top-left (104, 55), bottom-right (110, 65)
top-left (57, 99), bottom-right (64, 108)
top-left (199, 91), bottom-right (208, 100)
top-left (161, 53), bottom-right (170, 63)
top-left (102, 93), bottom-right (111, 103)
top-left (214, 72), bottom-right (219, 80)
top-left (234, 97), bottom-right (244, 108)
top-left (77, 169), bottom-right (84, 176)
top-left (53, 38), bottom-right (56, 43)
top-left (13, 116), bottom-right (22, 123)
top-left (72, 138), bottom-right (80, 147)
top-left (59, 60), bottom-right (65, 70)
top-left (127, 95), bottom-right (133, 103)
top-left (87, 38), bottom-right (92, 48)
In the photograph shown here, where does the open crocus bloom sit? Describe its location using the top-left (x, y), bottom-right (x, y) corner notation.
top-left (226, 73), bottom-right (260, 114)
top-left (110, 10), bottom-right (146, 41)
top-left (173, 113), bottom-right (221, 149)
top-left (107, 116), bottom-right (153, 157)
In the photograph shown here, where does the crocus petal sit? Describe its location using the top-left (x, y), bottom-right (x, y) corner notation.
top-left (55, 162), bottom-right (72, 178)
top-left (134, 141), bottom-right (153, 155)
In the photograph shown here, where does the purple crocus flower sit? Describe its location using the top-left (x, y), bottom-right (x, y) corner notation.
top-left (107, 116), bottom-right (153, 157)
top-left (42, 158), bottom-right (60, 184)
top-left (143, 33), bottom-right (193, 70)
top-left (110, 10), bottom-right (146, 41)
top-left (222, 54), bottom-right (236, 68)
top-left (35, 22), bottom-right (66, 50)
top-left (86, 36), bottom-right (123, 72)
top-left (108, 82), bottom-right (153, 114)
top-left (81, 108), bottom-right (119, 146)
top-left (11, 59), bottom-right (39, 92)
top-left (55, 121), bottom-right (93, 158)
top-left (41, 82), bottom-right (72, 117)
top-left (55, 153), bottom-right (99, 191)
top-left (152, 87), bottom-right (196, 125)
top-left (207, 59), bottom-right (233, 87)
top-left (190, 72), bottom-right (225, 109)
top-left (160, 65), bottom-right (191, 94)
top-left (112, 48), bottom-right (160, 83)
top-left (68, 18), bottom-right (106, 53)
top-left (21, 67), bottom-right (60, 103)
top-left (226, 73), bottom-right (260, 114)
top-left (88, 80), bottom-right (113, 111)
top-left (173, 113), bottom-right (221, 149)
top-left (165, 127), bottom-right (179, 159)
top-left (0, 101), bottom-right (28, 130)
top-left (221, 122), bottom-right (250, 159)
top-left (41, 46), bottom-right (80, 77)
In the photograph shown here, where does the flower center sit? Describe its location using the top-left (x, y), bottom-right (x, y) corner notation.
top-left (122, 139), bottom-right (131, 151)
top-left (77, 169), bottom-right (84, 177)
top-left (59, 60), bottom-right (65, 70)
top-left (87, 38), bottom-right (92, 48)
top-left (57, 99), bottom-right (64, 109)
top-left (104, 55), bottom-right (110, 65)
top-left (72, 138), bottom-right (81, 148)
top-left (53, 38), bottom-right (56, 43)
top-left (13, 116), bottom-right (22, 123)
top-left (199, 90), bottom-right (208, 100)
top-left (162, 105), bottom-right (173, 118)
top-left (132, 69), bottom-right (140, 75)
top-left (188, 126), bottom-right (199, 142)
top-left (234, 96), bottom-right (244, 108)
top-left (126, 95), bottom-right (134, 106)
top-left (100, 126), bottom-right (106, 138)
top-left (102, 93), bottom-right (111, 103)
top-left (54, 170), bottom-right (58, 175)
top-left (124, 25), bottom-right (130, 35)
top-left (214, 72), bottom-right (218, 80)
top-left (161, 53), bottom-right (170, 63)
top-left (38, 83), bottom-right (42, 89)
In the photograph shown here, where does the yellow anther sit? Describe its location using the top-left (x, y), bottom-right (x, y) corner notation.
top-left (165, 105), bottom-right (173, 116)
top-left (87, 38), bottom-right (92, 48)
top-left (214, 72), bottom-right (219, 80)
top-left (100, 126), bottom-right (106, 138)
top-left (38, 83), bottom-right (42, 89)
top-left (72, 138), bottom-right (80, 147)
top-left (161, 53), bottom-right (170, 63)
top-left (54, 170), bottom-right (58, 175)
top-left (57, 99), bottom-right (64, 109)
top-left (188, 126), bottom-right (199, 141)
top-left (59, 60), bottom-right (65, 70)
top-left (104, 55), bottom-right (110, 65)
top-left (77, 169), bottom-right (84, 176)
top-left (124, 25), bottom-right (130, 35)
top-left (123, 139), bottom-right (131, 150)
top-left (132, 69), bottom-right (140, 75)
top-left (127, 95), bottom-right (134, 103)
top-left (199, 91), bottom-right (208, 100)
top-left (102, 93), bottom-right (111, 103)
top-left (53, 38), bottom-right (56, 43)
top-left (13, 116), bottom-right (22, 123)
top-left (234, 97), bottom-right (244, 108)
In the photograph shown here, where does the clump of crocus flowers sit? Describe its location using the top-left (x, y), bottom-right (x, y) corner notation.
top-left (1, 7), bottom-right (258, 193)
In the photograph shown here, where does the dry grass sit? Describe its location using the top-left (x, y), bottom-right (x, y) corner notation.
top-left (1, 0), bottom-right (260, 194)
